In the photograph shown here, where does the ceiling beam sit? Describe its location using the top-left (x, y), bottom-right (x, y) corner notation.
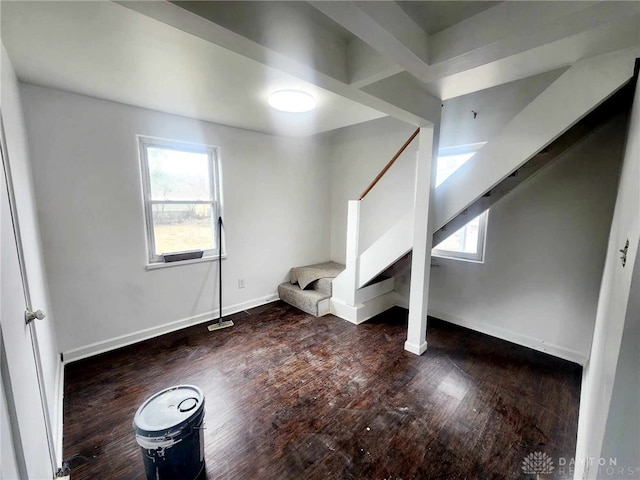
top-left (430, 1), bottom-right (594, 64)
top-left (118, 1), bottom-right (439, 126)
top-left (118, 0), bottom-right (639, 125)
top-left (347, 38), bottom-right (403, 89)
top-left (362, 74), bottom-right (442, 124)
top-left (429, 1), bottom-right (640, 79)
top-left (427, 14), bottom-right (640, 100)
top-left (313, 0), bottom-right (640, 96)
top-left (355, 1), bottom-right (429, 64)
top-left (170, 1), bottom-right (351, 84)
top-left (309, 1), bottom-right (434, 84)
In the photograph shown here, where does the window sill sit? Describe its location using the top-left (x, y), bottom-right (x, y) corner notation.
top-left (431, 253), bottom-right (484, 264)
top-left (146, 254), bottom-right (227, 271)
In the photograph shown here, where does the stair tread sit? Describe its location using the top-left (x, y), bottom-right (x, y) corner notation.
top-left (279, 282), bottom-right (330, 300)
top-left (278, 282), bottom-right (331, 317)
top-left (306, 277), bottom-right (333, 296)
top-left (290, 261), bottom-right (345, 290)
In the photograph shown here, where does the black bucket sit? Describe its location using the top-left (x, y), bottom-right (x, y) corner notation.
top-left (133, 385), bottom-right (205, 480)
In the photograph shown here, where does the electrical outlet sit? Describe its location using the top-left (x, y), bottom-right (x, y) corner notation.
top-left (238, 278), bottom-right (245, 289)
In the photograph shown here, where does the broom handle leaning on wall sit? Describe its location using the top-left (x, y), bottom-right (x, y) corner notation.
top-left (219, 216), bottom-right (223, 323)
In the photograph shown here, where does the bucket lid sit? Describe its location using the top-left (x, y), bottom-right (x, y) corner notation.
top-left (133, 385), bottom-right (204, 436)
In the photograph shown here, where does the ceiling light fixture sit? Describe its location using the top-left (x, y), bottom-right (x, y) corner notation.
top-left (268, 90), bottom-right (316, 112)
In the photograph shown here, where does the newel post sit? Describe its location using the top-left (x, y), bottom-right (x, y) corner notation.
top-left (342, 200), bottom-right (361, 306)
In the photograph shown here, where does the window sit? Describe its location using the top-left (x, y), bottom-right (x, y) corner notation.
top-left (433, 143), bottom-right (488, 262)
top-left (435, 143), bottom-right (484, 187)
top-left (432, 211), bottom-right (488, 262)
top-left (139, 136), bottom-right (222, 264)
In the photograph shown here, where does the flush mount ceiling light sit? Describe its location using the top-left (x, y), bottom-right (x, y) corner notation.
top-left (268, 90), bottom-right (316, 112)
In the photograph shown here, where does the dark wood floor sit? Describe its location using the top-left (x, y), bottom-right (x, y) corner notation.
top-left (63, 302), bottom-right (581, 480)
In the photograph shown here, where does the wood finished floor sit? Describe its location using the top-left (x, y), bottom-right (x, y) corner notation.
top-left (63, 303), bottom-right (581, 480)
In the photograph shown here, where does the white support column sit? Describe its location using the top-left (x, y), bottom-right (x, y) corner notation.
top-left (405, 127), bottom-right (435, 355)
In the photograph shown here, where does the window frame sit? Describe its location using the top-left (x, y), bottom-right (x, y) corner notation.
top-left (432, 210), bottom-right (489, 263)
top-left (138, 135), bottom-right (223, 265)
top-left (432, 142), bottom-right (489, 263)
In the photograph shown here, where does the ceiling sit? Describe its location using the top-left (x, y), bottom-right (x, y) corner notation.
top-left (396, 1), bottom-right (500, 35)
top-left (0, 1), bottom-right (384, 136)
top-left (2, 1), bottom-right (639, 137)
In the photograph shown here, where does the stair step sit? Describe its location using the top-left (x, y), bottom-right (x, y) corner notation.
top-left (278, 282), bottom-right (331, 317)
top-left (306, 277), bottom-right (333, 296)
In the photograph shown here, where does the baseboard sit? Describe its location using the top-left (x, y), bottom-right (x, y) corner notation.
top-left (63, 294), bottom-right (279, 363)
top-left (317, 298), bottom-right (331, 316)
top-left (427, 308), bottom-right (586, 365)
top-left (331, 291), bottom-right (396, 325)
top-left (367, 295), bottom-right (585, 364)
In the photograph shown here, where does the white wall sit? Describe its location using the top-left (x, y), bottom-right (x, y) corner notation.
top-left (20, 85), bottom-right (331, 358)
top-left (426, 116), bottom-right (625, 363)
top-left (439, 68), bottom-right (564, 148)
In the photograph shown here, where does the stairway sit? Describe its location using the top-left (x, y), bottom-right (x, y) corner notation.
top-left (278, 261), bottom-right (396, 321)
top-left (433, 78), bottom-right (635, 246)
top-left (331, 48), bottom-right (638, 333)
top-left (281, 49), bottom-right (637, 330)
top-left (278, 261), bottom-right (344, 317)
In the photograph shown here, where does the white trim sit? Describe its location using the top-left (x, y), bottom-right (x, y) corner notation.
top-left (355, 277), bottom-right (395, 304)
top-left (330, 291), bottom-right (397, 325)
top-left (427, 308), bottom-right (586, 365)
top-left (317, 298), bottom-right (331, 317)
top-left (62, 294), bottom-right (279, 363)
top-left (53, 361), bottom-right (64, 467)
top-left (404, 340), bottom-right (428, 355)
top-left (145, 253), bottom-right (227, 270)
top-left (430, 254), bottom-right (484, 264)
top-left (574, 367), bottom-right (592, 480)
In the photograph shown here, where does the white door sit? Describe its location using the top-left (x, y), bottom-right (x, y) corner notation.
top-left (1, 115), bottom-right (55, 477)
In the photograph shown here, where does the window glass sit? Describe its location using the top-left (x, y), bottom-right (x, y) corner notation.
top-left (147, 148), bottom-right (211, 201)
top-left (151, 204), bottom-right (215, 255)
top-left (435, 151), bottom-right (475, 187)
top-left (433, 213), bottom-right (481, 254)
